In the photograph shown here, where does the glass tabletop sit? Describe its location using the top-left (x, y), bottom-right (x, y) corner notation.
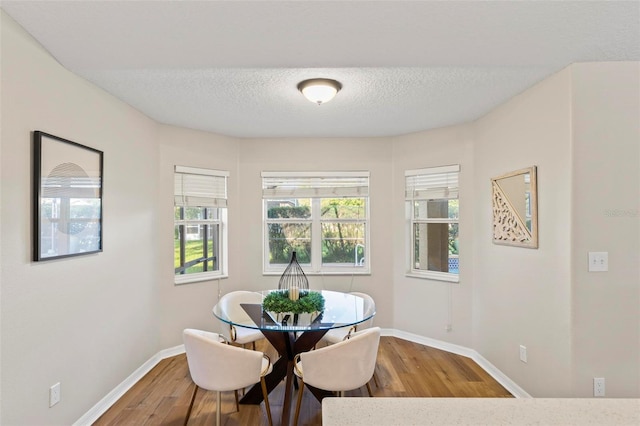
top-left (212, 290), bottom-right (375, 332)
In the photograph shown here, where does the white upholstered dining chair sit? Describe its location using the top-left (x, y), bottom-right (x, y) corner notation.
top-left (217, 290), bottom-right (265, 350)
top-left (182, 328), bottom-right (273, 426)
top-left (319, 291), bottom-right (380, 387)
top-left (292, 327), bottom-right (381, 426)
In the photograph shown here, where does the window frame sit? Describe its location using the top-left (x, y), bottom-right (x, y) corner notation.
top-left (405, 165), bottom-right (460, 283)
top-left (262, 171), bottom-right (370, 275)
top-left (174, 166), bottom-right (229, 285)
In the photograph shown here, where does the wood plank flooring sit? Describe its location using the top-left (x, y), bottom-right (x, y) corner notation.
top-left (93, 337), bottom-right (512, 426)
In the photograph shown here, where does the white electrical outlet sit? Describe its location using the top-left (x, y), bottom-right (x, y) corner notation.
top-left (49, 382), bottom-right (61, 407)
top-left (594, 377), bottom-right (605, 397)
top-left (588, 252), bottom-right (608, 272)
top-left (519, 345), bottom-right (527, 363)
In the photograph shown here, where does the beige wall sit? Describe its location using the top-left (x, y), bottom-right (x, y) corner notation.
top-left (391, 125), bottom-right (475, 346)
top-left (471, 63), bottom-right (640, 397)
top-left (1, 12), bottom-right (161, 424)
top-left (2, 9), bottom-right (639, 425)
top-left (570, 62), bottom-right (640, 397)
top-left (235, 138), bottom-right (395, 328)
top-left (472, 68), bottom-right (574, 396)
top-left (156, 124), bottom-right (239, 349)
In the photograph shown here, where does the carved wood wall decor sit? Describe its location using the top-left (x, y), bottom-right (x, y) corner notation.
top-left (491, 166), bottom-right (538, 249)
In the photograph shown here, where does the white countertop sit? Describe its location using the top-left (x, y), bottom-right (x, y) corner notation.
top-left (322, 397), bottom-right (640, 425)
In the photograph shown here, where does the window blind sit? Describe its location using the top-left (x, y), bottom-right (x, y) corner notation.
top-left (405, 165), bottom-right (460, 200)
top-left (261, 171), bottom-right (369, 198)
top-left (174, 166), bottom-right (228, 208)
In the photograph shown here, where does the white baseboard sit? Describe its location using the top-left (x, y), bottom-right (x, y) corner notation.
top-left (471, 351), bottom-right (531, 399)
top-left (383, 328), bottom-right (531, 399)
top-left (75, 331), bottom-right (530, 424)
top-left (385, 328), bottom-right (477, 358)
top-left (73, 345), bottom-right (185, 426)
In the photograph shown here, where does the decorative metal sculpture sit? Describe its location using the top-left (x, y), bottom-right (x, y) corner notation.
top-left (278, 251), bottom-right (309, 300)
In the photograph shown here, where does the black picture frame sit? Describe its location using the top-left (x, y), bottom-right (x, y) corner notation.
top-left (33, 131), bottom-right (103, 261)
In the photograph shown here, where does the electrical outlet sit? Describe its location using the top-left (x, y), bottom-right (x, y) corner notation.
top-left (594, 377), bottom-right (605, 397)
top-left (588, 252), bottom-right (608, 272)
top-left (49, 382), bottom-right (61, 407)
top-left (519, 345), bottom-right (527, 363)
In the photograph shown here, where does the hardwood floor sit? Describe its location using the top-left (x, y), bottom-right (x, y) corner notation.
top-left (93, 337), bottom-right (512, 426)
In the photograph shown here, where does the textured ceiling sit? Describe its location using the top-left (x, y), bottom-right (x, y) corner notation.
top-left (2, 1), bottom-right (639, 138)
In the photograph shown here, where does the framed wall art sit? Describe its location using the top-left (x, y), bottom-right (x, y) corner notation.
top-left (491, 166), bottom-right (538, 249)
top-left (33, 131), bottom-right (103, 261)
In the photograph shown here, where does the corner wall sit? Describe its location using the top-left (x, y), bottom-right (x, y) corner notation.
top-left (1, 11), bottom-right (160, 424)
top-left (569, 62), bottom-right (640, 397)
top-left (391, 125), bottom-right (475, 347)
top-left (472, 69), bottom-right (574, 396)
top-left (235, 138), bottom-right (395, 328)
top-left (156, 124), bottom-right (239, 348)
top-left (470, 63), bottom-right (640, 398)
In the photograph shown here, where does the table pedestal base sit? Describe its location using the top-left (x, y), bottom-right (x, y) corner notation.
top-left (240, 329), bottom-right (328, 426)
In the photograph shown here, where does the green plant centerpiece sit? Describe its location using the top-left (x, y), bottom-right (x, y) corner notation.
top-left (262, 290), bottom-right (325, 315)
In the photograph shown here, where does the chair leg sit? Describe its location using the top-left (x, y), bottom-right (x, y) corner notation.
top-left (184, 384), bottom-right (198, 426)
top-left (372, 362), bottom-right (380, 387)
top-left (234, 389), bottom-right (240, 412)
top-left (216, 390), bottom-right (221, 426)
top-left (366, 382), bottom-right (374, 397)
top-left (260, 377), bottom-right (273, 426)
top-left (293, 380), bottom-right (305, 426)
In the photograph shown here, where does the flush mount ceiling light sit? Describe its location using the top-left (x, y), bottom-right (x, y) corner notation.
top-left (297, 78), bottom-right (342, 105)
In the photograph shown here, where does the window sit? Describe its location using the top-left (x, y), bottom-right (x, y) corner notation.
top-left (405, 165), bottom-right (460, 282)
top-left (262, 172), bottom-right (370, 274)
top-left (174, 166), bottom-right (228, 284)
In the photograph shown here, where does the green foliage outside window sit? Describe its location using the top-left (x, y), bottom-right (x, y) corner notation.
top-left (448, 200), bottom-right (459, 255)
top-left (174, 206), bottom-right (219, 275)
top-left (268, 205), bottom-right (311, 263)
top-left (174, 239), bottom-right (216, 273)
top-left (320, 199), bottom-right (365, 264)
top-left (267, 198), bottom-right (366, 266)
top-left (268, 205), bottom-right (310, 219)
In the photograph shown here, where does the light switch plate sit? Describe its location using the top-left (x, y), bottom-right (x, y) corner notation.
top-left (588, 252), bottom-right (608, 272)
top-left (519, 345), bottom-right (527, 363)
top-left (49, 382), bottom-right (61, 407)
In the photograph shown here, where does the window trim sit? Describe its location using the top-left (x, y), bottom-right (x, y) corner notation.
top-left (405, 165), bottom-right (460, 283)
top-left (262, 171), bottom-right (370, 275)
top-left (174, 165), bottom-right (229, 285)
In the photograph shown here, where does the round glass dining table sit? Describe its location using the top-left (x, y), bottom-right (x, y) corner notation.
top-left (212, 290), bottom-right (375, 426)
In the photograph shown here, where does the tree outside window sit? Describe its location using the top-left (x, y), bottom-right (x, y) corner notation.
top-left (262, 172), bottom-right (370, 274)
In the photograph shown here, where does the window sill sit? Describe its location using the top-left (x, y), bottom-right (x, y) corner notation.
top-left (405, 271), bottom-right (459, 283)
top-left (262, 270), bottom-right (371, 277)
top-left (175, 273), bottom-right (228, 286)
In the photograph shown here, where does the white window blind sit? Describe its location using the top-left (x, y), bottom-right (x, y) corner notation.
top-left (405, 165), bottom-right (460, 200)
top-left (174, 166), bottom-right (229, 208)
top-left (261, 171), bottom-right (369, 198)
